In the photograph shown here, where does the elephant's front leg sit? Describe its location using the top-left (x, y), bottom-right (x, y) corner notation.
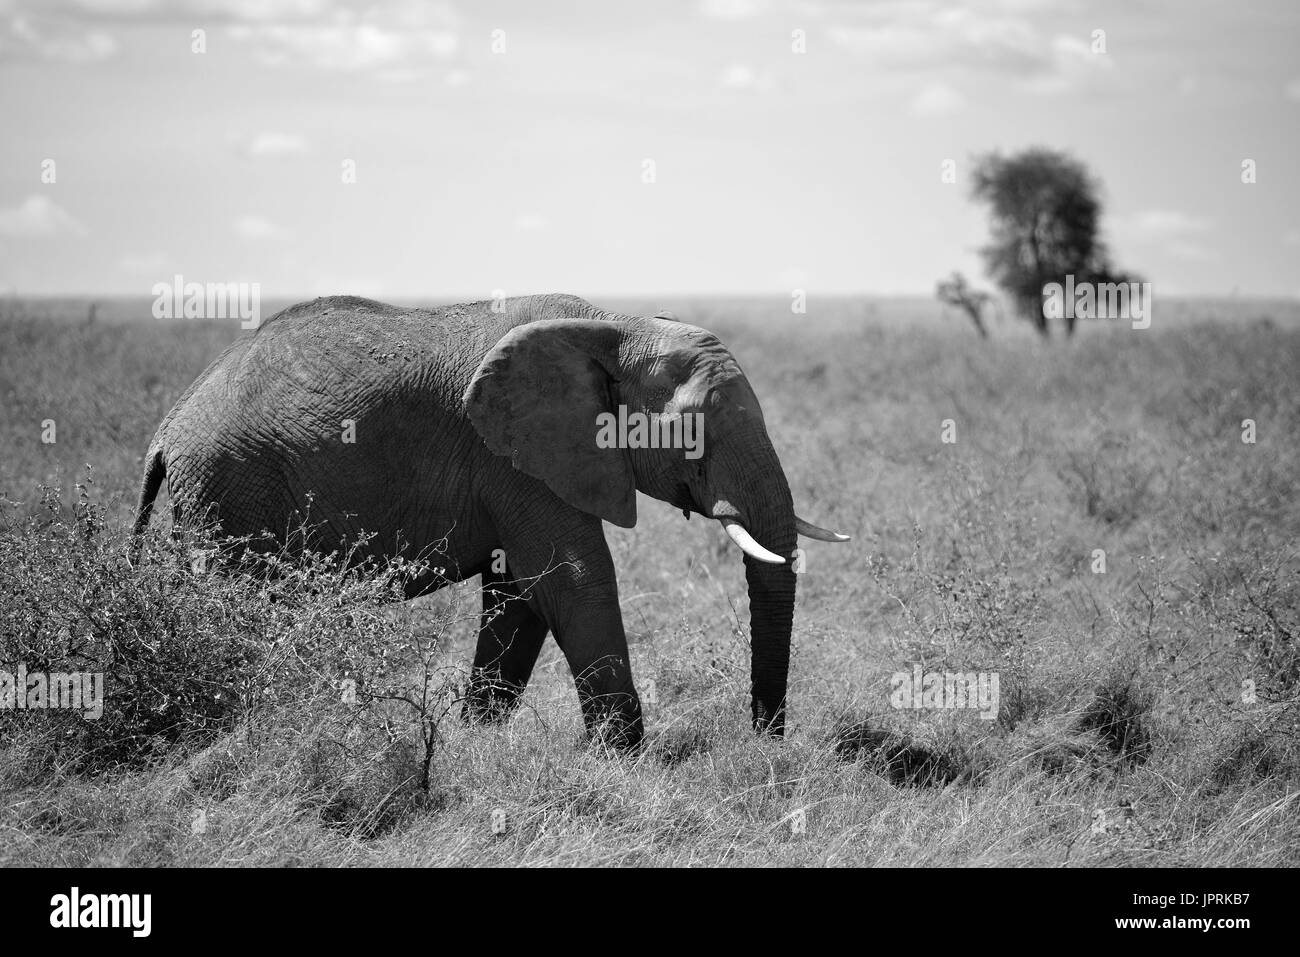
top-left (548, 578), bottom-right (644, 750)
top-left (464, 569), bottom-right (549, 723)
top-left (492, 512), bottom-right (644, 750)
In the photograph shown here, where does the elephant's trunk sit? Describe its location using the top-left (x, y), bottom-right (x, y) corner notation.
top-left (744, 508), bottom-right (797, 734)
top-left (713, 433), bottom-right (797, 735)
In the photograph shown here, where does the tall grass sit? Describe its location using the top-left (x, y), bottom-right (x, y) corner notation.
top-left (1, 299), bottom-right (1297, 865)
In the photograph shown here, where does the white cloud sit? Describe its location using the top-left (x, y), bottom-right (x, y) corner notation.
top-left (232, 22), bottom-right (456, 71)
top-left (227, 2), bottom-right (459, 73)
top-left (1117, 209), bottom-right (1213, 261)
top-left (2, 0), bottom-right (460, 73)
top-left (1125, 209), bottom-right (1211, 238)
top-left (699, 0), bottom-right (767, 20)
top-left (828, 8), bottom-right (1049, 76)
top-left (1024, 33), bottom-right (1114, 93)
top-left (911, 81), bottom-right (964, 115)
top-left (699, 0), bottom-right (832, 19)
top-left (66, 0), bottom-right (159, 13)
top-left (244, 131), bottom-right (309, 157)
top-left (444, 68), bottom-right (470, 87)
top-left (721, 63), bottom-right (756, 88)
top-left (376, 66), bottom-right (432, 83)
top-left (0, 195), bottom-right (88, 238)
top-left (720, 63), bottom-right (774, 92)
top-left (1050, 34), bottom-right (1108, 67)
top-left (234, 215), bottom-right (288, 241)
top-left (982, 0), bottom-right (1057, 10)
top-left (513, 213), bottom-right (547, 232)
top-left (4, 16), bottom-right (116, 62)
top-left (117, 251), bottom-right (169, 272)
top-left (826, 5), bottom-right (1115, 96)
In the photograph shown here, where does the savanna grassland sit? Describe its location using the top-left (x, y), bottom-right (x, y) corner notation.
top-left (1, 295), bottom-right (1297, 866)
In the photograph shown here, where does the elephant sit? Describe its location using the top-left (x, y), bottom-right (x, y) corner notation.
top-left (133, 294), bottom-right (848, 749)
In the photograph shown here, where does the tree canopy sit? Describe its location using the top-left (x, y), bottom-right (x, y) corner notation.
top-left (971, 148), bottom-right (1131, 336)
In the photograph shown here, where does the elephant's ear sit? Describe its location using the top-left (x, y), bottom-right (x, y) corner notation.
top-left (463, 318), bottom-right (637, 528)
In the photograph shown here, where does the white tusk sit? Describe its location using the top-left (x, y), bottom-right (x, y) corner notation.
top-left (795, 516), bottom-right (851, 542)
top-left (720, 518), bottom-right (786, 564)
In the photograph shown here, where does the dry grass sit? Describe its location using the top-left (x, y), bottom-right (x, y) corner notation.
top-left (1, 295), bottom-right (1298, 866)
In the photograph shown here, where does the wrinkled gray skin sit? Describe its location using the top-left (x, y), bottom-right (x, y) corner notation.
top-left (135, 294), bottom-right (841, 748)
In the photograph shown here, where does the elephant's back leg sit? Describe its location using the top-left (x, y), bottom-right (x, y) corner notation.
top-left (464, 568), bottom-right (550, 722)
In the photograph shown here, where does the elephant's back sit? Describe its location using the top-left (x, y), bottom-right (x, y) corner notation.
top-left (161, 293), bottom-right (602, 430)
top-left (189, 298), bottom-right (476, 413)
top-left (149, 292), bottom-right (604, 540)
top-left (153, 298), bottom-right (484, 539)
top-left (223, 293), bottom-right (602, 402)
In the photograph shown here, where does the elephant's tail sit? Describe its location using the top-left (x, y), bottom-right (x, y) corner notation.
top-left (132, 447), bottom-right (166, 537)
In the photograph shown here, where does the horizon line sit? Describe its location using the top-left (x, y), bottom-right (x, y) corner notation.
top-left (5, 290), bottom-right (1296, 304)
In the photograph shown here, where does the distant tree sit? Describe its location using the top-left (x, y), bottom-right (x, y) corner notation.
top-left (935, 271), bottom-right (992, 338)
top-left (970, 147), bottom-right (1130, 336)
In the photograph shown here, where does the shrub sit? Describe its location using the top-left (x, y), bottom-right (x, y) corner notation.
top-left (0, 480), bottom-right (471, 817)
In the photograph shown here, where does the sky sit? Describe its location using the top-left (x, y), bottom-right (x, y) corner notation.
top-left (0, 0), bottom-right (1297, 300)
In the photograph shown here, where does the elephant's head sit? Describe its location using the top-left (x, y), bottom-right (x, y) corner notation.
top-left (463, 307), bottom-right (847, 735)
